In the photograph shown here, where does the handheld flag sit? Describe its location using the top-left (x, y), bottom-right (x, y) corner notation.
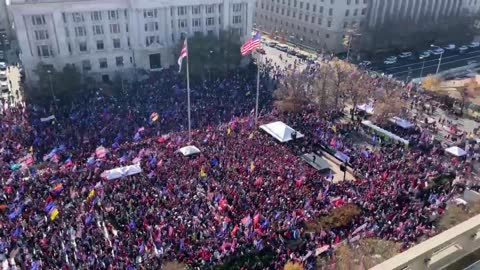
top-left (178, 38), bottom-right (188, 72)
top-left (150, 112), bottom-right (159, 123)
top-left (241, 32), bottom-right (261, 56)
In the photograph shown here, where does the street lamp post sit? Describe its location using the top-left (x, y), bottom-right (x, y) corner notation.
top-left (431, 44), bottom-right (444, 75)
top-left (420, 59), bottom-right (426, 78)
top-left (47, 70), bottom-right (57, 109)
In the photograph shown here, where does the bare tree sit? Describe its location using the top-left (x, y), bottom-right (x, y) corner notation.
top-left (273, 71), bottom-right (312, 113)
top-left (330, 59), bottom-right (356, 111)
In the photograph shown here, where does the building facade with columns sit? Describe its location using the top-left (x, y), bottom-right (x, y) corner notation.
top-left (9, 0), bottom-right (254, 84)
top-left (254, 0), bottom-right (368, 53)
top-left (254, 0), bottom-right (480, 53)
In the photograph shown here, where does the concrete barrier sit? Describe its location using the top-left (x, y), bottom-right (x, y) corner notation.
top-left (370, 214), bottom-right (480, 270)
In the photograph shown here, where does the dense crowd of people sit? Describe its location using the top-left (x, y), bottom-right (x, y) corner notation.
top-left (0, 59), bottom-right (476, 270)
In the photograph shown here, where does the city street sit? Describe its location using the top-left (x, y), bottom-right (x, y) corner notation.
top-left (372, 48), bottom-right (480, 80)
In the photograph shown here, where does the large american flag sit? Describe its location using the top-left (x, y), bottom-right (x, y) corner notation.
top-left (177, 38), bottom-right (188, 72)
top-left (240, 32), bottom-right (261, 56)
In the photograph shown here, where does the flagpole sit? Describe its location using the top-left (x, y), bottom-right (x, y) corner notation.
top-left (255, 51), bottom-right (260, 126)
top-left (186, 38), bottom-right (192, 141)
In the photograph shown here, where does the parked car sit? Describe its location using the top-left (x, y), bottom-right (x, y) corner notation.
top-left (469, 42), bottom-right (480, 48)
top-left (467, 60), bottom-right (478, 65)
top-left (459, 45), bottom-right (469, 53)
top-left (267, 41), bottom-right (278, 47)
top-left (385, 56), bottom-right (397, 61)
top-left (384, 59), bottom-right (396, 65)
top-left (398, 52), bottom-right (413, 58)
top-left (0, 69), bottom-right (6, 79)
top-left (0, 62), bottom-right (6, 71)
top-left (297, 53), bottom-right (308, 60)
top-left (0, 77), bottom-right (7, 92)
top-left (444, 44), bottom-right (456, 50)
top-left (418, 51), bottom-right (431, 60)
top-left (431, 47), bottom-right (445, 55)
top-left (275, 43), bottom-right (289, 52)
top-left (359, 60), bottom-right (371, 67)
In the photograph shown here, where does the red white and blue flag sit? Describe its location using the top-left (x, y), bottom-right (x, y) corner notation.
top-left (177, 38), bottom-right (188, 72)
top-left (241, 32), bottom-right (261, 56)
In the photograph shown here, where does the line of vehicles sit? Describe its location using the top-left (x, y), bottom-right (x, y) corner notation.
top-left (260, 40), bottom-right (316, 61)
top-left (0, 62), bottom-right (7, 93)
top-left (382, 41), bottom-right (480, 65)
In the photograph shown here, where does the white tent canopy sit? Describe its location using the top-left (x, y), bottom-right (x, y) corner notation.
top-left (356, 104), bottom-right (374, 114)
top-left (260, 121), bottom-right (304, 142)
top-left (390, 117), bottom-right (414, 129)
top-left (445, 146), bottom-right (467, 157)
top-left (101, 163), bottom-right (142, 180)
top-left (177, 145), bottom-right (201, 156)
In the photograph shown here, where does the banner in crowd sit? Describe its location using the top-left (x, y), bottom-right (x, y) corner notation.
top-left (40, 115), bottom-right (55, 122)
top-left (101, 163), bottom-right (142, 180)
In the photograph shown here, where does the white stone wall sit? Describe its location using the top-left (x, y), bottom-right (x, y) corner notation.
top-left (9, 0), bottom-right (255, 84)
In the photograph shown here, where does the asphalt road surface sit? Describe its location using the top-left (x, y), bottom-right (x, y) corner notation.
top-left (372, 48), bottom-right (480, 81)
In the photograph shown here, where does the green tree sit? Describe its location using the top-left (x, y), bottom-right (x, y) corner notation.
top-left (176, 29), bottom-right (243, 79)
top-left (33, 62), bottom-right (82, 104)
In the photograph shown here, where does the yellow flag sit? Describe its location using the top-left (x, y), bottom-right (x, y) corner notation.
top-left (50, 208), bottom-right (59, 221)
top-left (87, 190), bottom-right (95, 200)
top-left (29, 146), bottom-right (33, 152)
top-left (332, 125), bottom-right (337, 133)
top-left (200, 167), bottom-right (207, 177)
top-left (250, 161), bottom-right (255, 171)
top-left (249, 133), bottom-right (254, 139)
top-left (227, 127), bottom-right (231, 136)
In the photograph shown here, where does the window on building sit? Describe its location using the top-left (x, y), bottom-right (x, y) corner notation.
top-left (305, 15), bottom-right (309, 22)
top-left (93, 25), bottom-right (104, 35)
top-left (287, 10), bottom-right (290, 16)
top-left (364, 0), bottom-right (367, 3)
top-left (75, 26), bottom-right (87, 37)
top-left (326, 33), bottom-right (330, 38)
top-left (361, 8), bottom-right (366, 15)
top-left (99, 58), bottom-right (108, 69)
top-left (331, 0), bottom-right (335, 3)
top-left (91, 11), bottom-right (102, 21)
top-left (68, 43), bottom-right (72, 54)
top-left (192, 6), bottom-right (201, 14)
top-left (34, 30), bottom-right (49, 40)
top-left (219, 16), bottom-right (222, 25)
top-left (79, 42), bottom-right (87, 52)
top-left (108, 10), bottom-right (119, 20)
top-left (145, 22), bottom-right (158, 32)
top-left (116, 56), bottom-right (124, 67)
top-left (347, 0), bottom-right (351, 4)
top-left (292, 11), bottom-right (296, 18)
top-left (313, 4), bottom-right (316, 12)
top-left (126, 23), bottom-right (129, 32)
top-left (82, 60), bottom-right (91, 71)
top-left (233, 3), bottom-right (242, 12)
top-left (311, 16), bottom-right (315, 23)
top-left (36, 45), bottom-right (51, 57)
top-left (113, 38), bottom-right (121, 49)
top-left (356, 0), bottom-right (359, 4)
top-left (145, 35), bottom-right (158, 46)
top-left (192, 18), bottom-right (201, 27)
top-left (65, 27), bottom-right (69, 37)
top-left (300, 1), bottom-right (303, 8)
top-left (345, 9), bottom-right (349, 16)
top-left (327, 20), bottom-right (332, 27)
top-left (344, 22), bottom-right (348, 28)
top-left (32, 15), bottom-right (46, 25)
top-left (353, 9), bottom-right (358, 16)
top-left (206, 5), bottom-right (215, 14)
top-left (306, 3), bottom-right (310, 10)
top-left (62, 12), bottom-right (66, 23)
top-left (72, 13), bottom-right (84, 23)
top-left (110, 24), bottom-right (120, 34)
top-left (178, 6), bottom-right (187, 16)
top-left (233, 15), bottom-right (242, 24)
top-left (318, 17), bottom-right (322, 25)
top-left (320, 6), bottom-right (324, 13)
top-left (144, 9), bottom-right (157, 18)
top-left (178, 19), bottom-right (187, 28)
top-left (329, 8), bottom-right (333, 16)
top-left (206, 17), bottom-right (215, 26)
top-left (96, 40), bottom-right (104, 50)
top-left (127, 37), bottom-right (131, 48)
